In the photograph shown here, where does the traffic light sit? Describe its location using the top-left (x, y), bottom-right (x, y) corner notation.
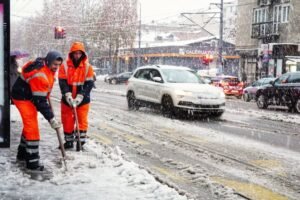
top-left (202, 54), bottom-right (214, 65)
top-left (61, 28), bottom-right (66, 39)
top-left (54, 26), bottom-right (66, 39)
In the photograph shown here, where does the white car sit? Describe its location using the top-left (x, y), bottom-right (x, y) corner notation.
top-left (126, 65), bottom-right (226, 117)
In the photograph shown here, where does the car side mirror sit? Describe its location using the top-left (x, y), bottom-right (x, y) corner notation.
top-left (204, 79), bottom-right (211, 84)
top-left (269, 80), bottom-right (274, 85)
top-left (153, 77), bottom-right (163, 83)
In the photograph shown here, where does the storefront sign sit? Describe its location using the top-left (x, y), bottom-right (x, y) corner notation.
top-left (184, 49), bottom-right (218, 55)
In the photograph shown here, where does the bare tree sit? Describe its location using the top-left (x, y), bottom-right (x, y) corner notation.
top-left (11, 0), bottom-right (137, 68)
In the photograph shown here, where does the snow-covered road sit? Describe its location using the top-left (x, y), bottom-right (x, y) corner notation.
top-left (47, 80), bottom-right (300, 200)
top-left (1, 106), bottom-right (189, 200)
top-left (3, 79), bottom-right (300, 200)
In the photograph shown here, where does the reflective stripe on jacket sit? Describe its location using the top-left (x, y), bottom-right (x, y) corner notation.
top-left (11, 59), bottom-right (55, 121)
top-left (58, 42), bottom-right (94, 106)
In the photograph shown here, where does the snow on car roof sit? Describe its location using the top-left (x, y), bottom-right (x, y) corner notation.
top-left (137, 65), bottom-right (192, 71)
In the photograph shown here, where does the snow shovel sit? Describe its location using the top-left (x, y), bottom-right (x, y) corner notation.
top-left (48, 98), bottom-right (68, 171)
top-left (72, 102), bottom-right (82, 152)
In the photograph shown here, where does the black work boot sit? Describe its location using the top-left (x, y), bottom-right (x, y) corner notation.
top-left (63, 133), bottom-right (75, 149)
top-left (76, 131), bottom-right (87, 151)
top-left (17, 136), bottom-right (27, 161)
top-left (64, 141), bottom-right (74, 149)
top-left (26, 154), bottom-right (44, 171)
top-left (76, 141), bottom-right (85, 151)
top-left (16, 145), bottom-right (27, 161)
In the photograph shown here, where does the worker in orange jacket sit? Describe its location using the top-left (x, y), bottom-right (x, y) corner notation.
top-left (58, 42), bottom-right (94, 150)
top-left (11, 51), bottom-right (63, 170)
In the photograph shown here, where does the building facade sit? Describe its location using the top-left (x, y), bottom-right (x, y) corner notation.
top-left (98, 37), bottom-right (239, 76)
top-left (236, 0), bottom-right (300, 83)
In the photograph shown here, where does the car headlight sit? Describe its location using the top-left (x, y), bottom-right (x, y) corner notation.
top-left (220, 92), bottom-right (225, 98)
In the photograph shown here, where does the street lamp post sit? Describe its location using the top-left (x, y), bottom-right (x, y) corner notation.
top-left (218, 0), bottom-right (224, 74)
top-left (137, 2), bottom-right (141, 68)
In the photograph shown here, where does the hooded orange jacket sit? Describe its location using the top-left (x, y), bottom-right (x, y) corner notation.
top-left (58, 42), bottom-right (94, 106)
top-left (11, 58), bottom-right (55, 121)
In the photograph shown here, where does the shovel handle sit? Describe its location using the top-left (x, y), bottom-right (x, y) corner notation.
top-left (48, 98), bottom-right (68, 170)
top-left (73, 106), bottom-right (82, 151)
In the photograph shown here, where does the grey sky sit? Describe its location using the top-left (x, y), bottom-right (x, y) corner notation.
top-left (11, 0), bottom-right (231, 22)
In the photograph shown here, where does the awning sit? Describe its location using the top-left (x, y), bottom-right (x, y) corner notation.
top-left (286, 56), bottom-right (300, 65)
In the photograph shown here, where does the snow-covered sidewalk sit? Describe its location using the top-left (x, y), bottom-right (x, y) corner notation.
top-left (0, 106), bottom-right (188, 200)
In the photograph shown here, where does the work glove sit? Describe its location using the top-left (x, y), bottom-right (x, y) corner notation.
top-left (65, 92), bottom-right (74, 106)
top-left (73, 94), bottom-right (84, 107)
top-left (49, 118), bottom-right (61, 129)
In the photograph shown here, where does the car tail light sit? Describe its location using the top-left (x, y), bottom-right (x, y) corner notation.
top-left (125, 80), bottom-right (129, 85)
top-left (237, 82), bottom-right (244, 89)
top-left (220, 81), bottom-right (229, 88)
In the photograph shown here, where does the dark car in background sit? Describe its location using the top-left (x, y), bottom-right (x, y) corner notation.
top-left (242, 77), bottom-right (275, 102)
top-left (256, 72), bottom-right (300, 112)
top-left (106, 72), bottom-right (133, 84)
top-left (104, 74), bottom-right (115, 83)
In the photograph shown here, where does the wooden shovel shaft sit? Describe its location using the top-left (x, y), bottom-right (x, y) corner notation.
top-left (73, 105), bottom-right (82, 151)
top-left (48, 98), bottom-right (68, 170)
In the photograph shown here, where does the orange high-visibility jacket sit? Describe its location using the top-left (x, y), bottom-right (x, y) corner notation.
top-left (58, 42), bottom-right (94, 106)
top-left (11, 58), bottom-right (55, 121)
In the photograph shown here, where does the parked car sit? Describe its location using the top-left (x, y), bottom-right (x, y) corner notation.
top-left (211, 75), bottom-right (245, 98)
top-left (255, 72), bottom-right (300, 112)
top-left (242, 77), bottom-right (275, 102)
top-left (107, 72), bottom-right (133, 84)
top-left (126, 65), bottom-right (226, 117)
top-left (104, 74), bottom-right (115, 83)
top-left (198, 75), bottom-right (214, 84)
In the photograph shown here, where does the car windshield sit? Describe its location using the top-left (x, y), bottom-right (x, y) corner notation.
top-left (161, 69), bottom-right (204, 83)
top-left (222, 77), bottom-right (239, 84)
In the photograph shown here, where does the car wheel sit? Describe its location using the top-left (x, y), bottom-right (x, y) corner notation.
top-left (295, 99), bottom-right (300, 113)
top-left (127, 91), bottom-right (139, 110)
top-left (175, 109), bottom-right (189, 119)
top-left (111, 79), bottom-right (117, 85)
top-left (161, 95), bottom-right (175, 118)
top-left (242, 94), bottom-right (251, 102)
top-left (210, 111), bottom-right (224, 118)
top-left (257, 94), bottom-right (268, 109)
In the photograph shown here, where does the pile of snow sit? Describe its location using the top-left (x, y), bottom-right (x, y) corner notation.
top-left (227, 108), bottom-right (300, 125)
top-left (1, 106), bottom-right (189, 200)
top-left (96, 74), bottom-right (108, 81)
top-left (94, 88), bottom-right (126, 97)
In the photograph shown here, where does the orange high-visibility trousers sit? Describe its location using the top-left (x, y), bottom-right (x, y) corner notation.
top-left (13, 99), bottom-right (40, 141)
top-left (61, 103), bottom-right (90, 135)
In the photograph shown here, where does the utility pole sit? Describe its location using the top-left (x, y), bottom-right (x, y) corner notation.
top-left (137, 2), bottom-right (142, 68)
top-left (219, 0), bottom-right (224, 74)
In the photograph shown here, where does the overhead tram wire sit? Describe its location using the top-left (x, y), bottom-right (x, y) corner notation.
top-left (12, 3), bottom-right (255, 34)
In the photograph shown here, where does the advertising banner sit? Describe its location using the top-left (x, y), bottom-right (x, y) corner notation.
top-left (268, 59), bottom-right (275, 77)
top-left (276, 59), bottom-right (283, 77)
top-left (0, 0), bottom-right (10, 147)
